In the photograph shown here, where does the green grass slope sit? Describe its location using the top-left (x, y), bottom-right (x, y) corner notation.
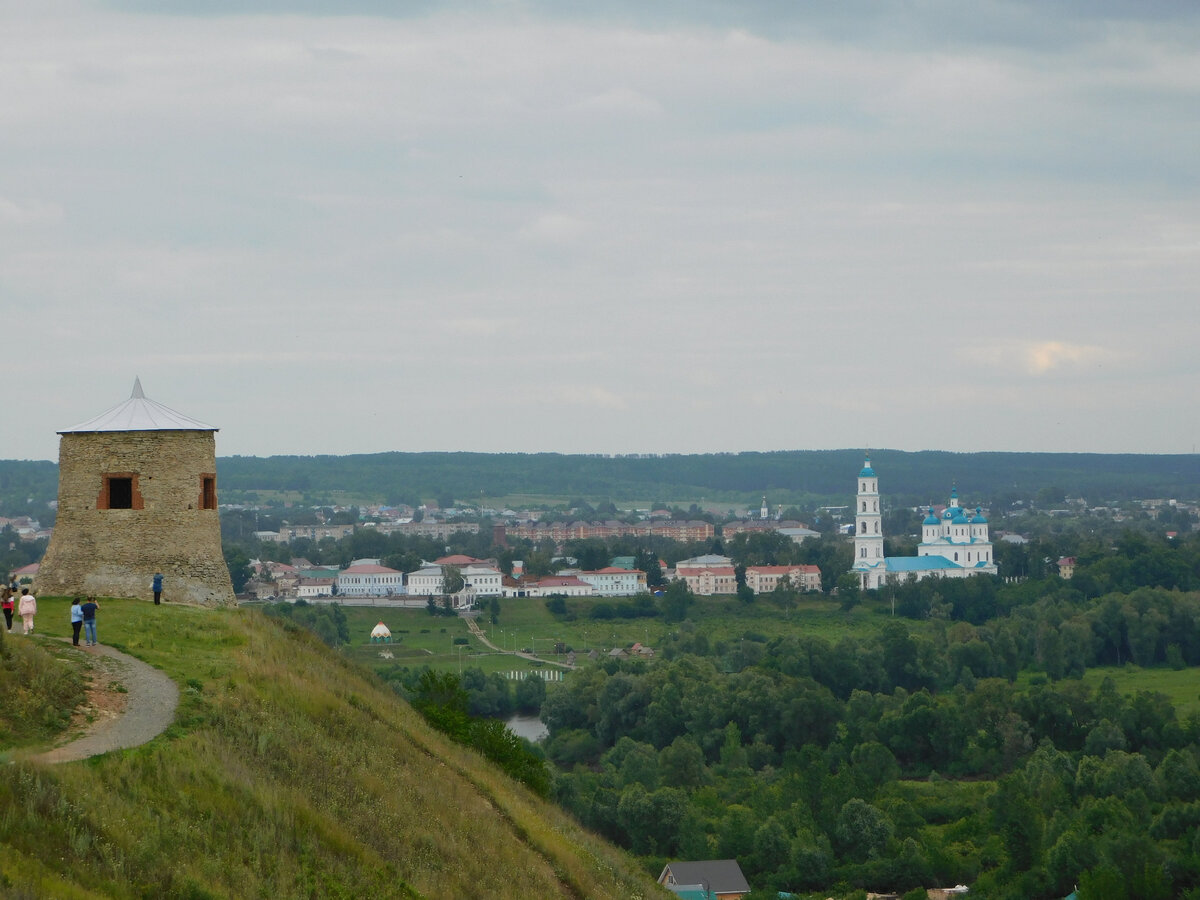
top-left (0, 600), bottom-right (663, 899)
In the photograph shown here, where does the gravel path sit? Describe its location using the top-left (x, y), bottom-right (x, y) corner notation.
top-left (32, 641), bottom-right (179, 764)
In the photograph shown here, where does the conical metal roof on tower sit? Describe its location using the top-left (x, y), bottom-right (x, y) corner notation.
top-left (59, 378), bottom-right (217, 434)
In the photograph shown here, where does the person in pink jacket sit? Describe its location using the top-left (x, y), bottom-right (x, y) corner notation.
top-left (17, 588), bottom-right (36, 635)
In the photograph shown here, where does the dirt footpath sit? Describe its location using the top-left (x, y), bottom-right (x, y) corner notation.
top-left (31, 641), bottom-right (179, 764)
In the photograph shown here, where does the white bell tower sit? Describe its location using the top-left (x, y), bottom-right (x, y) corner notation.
top-left (853, 455), bottom-right (884, 579)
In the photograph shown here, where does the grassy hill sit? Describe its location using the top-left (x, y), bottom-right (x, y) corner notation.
top-left (0, 600), bottom-right (663, 899)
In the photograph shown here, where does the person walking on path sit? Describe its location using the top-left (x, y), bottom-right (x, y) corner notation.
top-left (152, 572), bottom-right (163, 605)
top-left (81, 596), bottom-right (100, 646)
top-left (1, 585), bottom-right (13, 631)
top-left (18, 588), bottom-right (36, 635)
top-left (70, 597), bottom-right (84, 646)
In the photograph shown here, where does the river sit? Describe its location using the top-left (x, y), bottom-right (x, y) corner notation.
top-left (504, 713), bottom-right (549, 742)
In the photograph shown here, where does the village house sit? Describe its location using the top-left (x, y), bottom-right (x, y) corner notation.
top-left (658, 859), bottom-right (750, 899)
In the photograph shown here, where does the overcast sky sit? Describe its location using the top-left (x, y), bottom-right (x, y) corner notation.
top-left (5, 1), bottom-right (1199, 462)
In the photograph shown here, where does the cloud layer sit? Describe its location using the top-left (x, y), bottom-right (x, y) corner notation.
top-left (3, 1), bottom-right (1199, 459)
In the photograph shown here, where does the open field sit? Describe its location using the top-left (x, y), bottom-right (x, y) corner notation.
top-left (1081, 664), bottom-right (1200, 719)
top-left (333, 594), bottom-right (912, 686)
top-left (336, 606), bottom-right (563, 676)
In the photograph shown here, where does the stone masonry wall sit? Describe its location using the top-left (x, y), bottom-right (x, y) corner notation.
top-left (38, 430), bottom-right (236, 606)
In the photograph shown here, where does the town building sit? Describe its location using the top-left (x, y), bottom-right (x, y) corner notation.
top-left (259, 524), bottom-right (356, 543)
top-left (336, 561), bottom-right (405, 597)
top-left (460, 563), bottom-right (503, 597)
top-left (296, 577), bottom-right (335, 598)
top-left (672, 554), bottom-right (737, 596)
top-left (851, 456), bottom-right (999, 590)
top-left (405, 566), bottom-right (445, 597)
top-left (575, 567), bottom-right (647, 596)
top-left (368, 520), bottom-right (479, 540)
top-left (9, 562), bottom-right (39, 585)
top-left (404, 556), bottom-right (503, 602)
top-left (744, 564), bottom-right (822, 594)
top-left (501, 518), bottom-right (714, 546)
top-left (529, 575), bottom-right (596, 597)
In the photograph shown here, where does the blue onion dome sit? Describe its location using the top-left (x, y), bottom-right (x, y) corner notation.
top-left (923, 508), bottom-right (939, 525)
top-left (859, 456), bottom-right (875, 477)
top-left (972, 506), bottom-right (988, 523)
top-left (952, 511), bottom-right (969, 524)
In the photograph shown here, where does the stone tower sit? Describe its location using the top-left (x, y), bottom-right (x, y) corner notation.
top-left (38, 379), bottom-right (236, 606)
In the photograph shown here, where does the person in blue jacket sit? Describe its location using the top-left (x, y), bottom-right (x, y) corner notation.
top-left (152, 572), bottom-right (163, 605)
top-left (80, 596), bottom-right (99, 646)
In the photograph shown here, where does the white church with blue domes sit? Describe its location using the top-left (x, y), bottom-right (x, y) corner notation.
top-left (851, 455), bottom-right (998, 590)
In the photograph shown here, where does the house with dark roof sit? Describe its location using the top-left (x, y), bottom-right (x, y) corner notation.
top-left (657, 859), bottom-right (750, 899)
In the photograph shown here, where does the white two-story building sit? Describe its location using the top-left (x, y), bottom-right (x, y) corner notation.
top-left (575, 567), bottom-right (647, 596)
top-left (336, 562), bottom-right (405, 597)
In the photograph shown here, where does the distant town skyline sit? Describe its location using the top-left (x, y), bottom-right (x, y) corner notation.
top-left (5, 1), bottom-right (1199, 462)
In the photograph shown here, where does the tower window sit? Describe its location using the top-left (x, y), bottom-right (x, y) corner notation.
top-left (109, 478), bottom-right (132, 508)
top-left (200, 475), bottom-right (217, 510)
top-left (98, 473), bottom-right (143, 510)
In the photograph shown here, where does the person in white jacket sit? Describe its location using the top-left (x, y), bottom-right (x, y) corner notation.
top-left (17, 588), bottom-right (36, 635)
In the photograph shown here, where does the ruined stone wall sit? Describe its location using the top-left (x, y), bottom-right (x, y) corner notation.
top-left (38, 430), bottom-right (236, 606)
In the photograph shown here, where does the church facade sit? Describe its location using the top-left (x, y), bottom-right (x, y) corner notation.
top-left (851, 456), bottom-right (998, 590)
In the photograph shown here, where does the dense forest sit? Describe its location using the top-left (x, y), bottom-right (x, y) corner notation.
top-left (214, 450), bottom-right (1200, 508)
top-left (532, 534), bottom-right (1200, 898)
top-left (5, 451), bottom-right (1199, 520)
top-left (262, 521), bottom-right (1200, 898)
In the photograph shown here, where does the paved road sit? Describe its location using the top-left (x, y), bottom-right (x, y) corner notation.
top-left (31, 641), bottom-right (179, 764)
